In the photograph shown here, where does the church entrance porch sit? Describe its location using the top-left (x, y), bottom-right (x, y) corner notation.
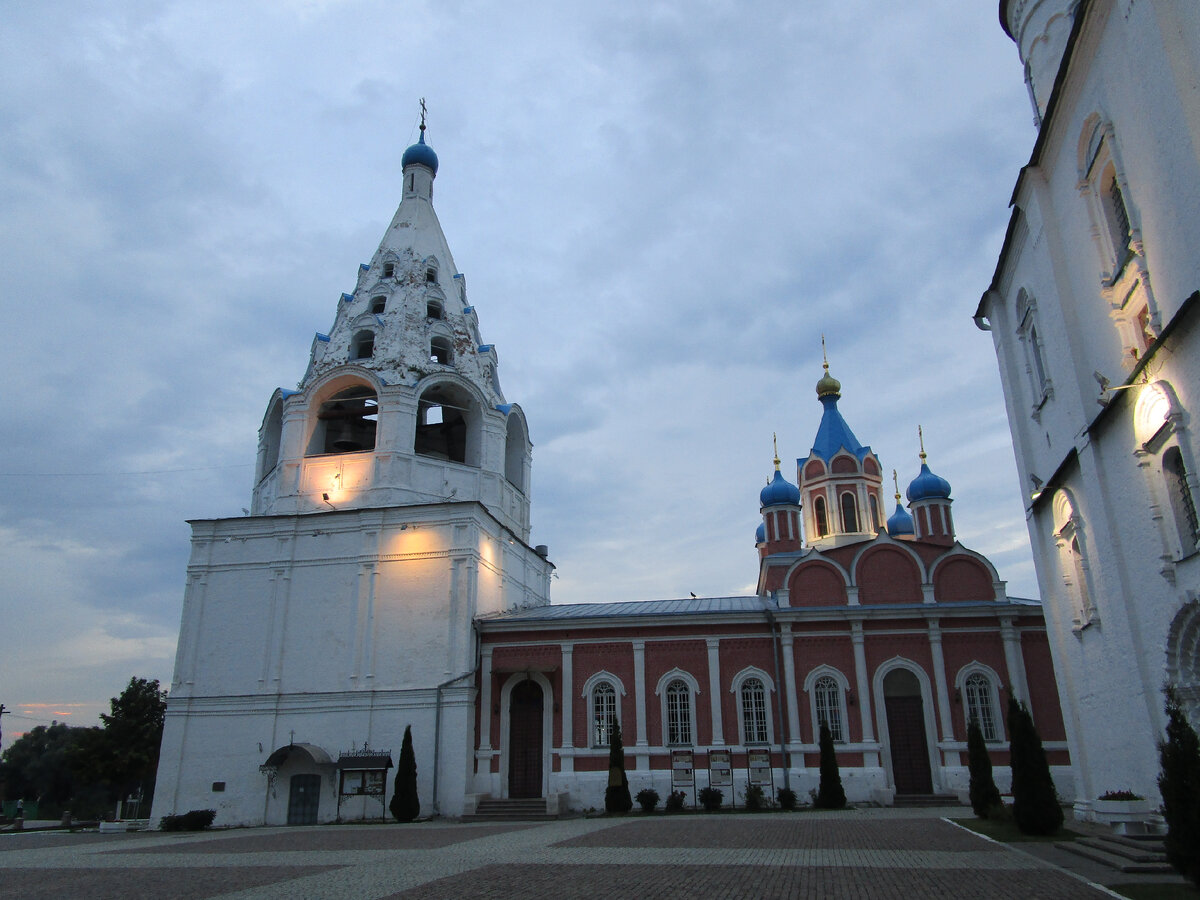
top-left (883, 669), bottom-right (933, 795)
top-left (508, 678), bottom-right (544, 798)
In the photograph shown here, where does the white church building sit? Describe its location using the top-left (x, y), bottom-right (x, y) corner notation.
top-left (152, 112), bottom-right (1074, 825)
top-left (975, 0), bottom-right (1200, 817)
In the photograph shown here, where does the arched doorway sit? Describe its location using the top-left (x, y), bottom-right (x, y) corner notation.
top-left (883, 668), bottom-right (933, 794)
top-left (508, 679), bottom-right (544, 798)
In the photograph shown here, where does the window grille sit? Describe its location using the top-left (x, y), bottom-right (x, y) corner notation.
top-left (814, 675), bottom-right (844, 742)
top-left (1166, 448), bottom-right (1200, 548)
top-left (965, 673), bottom-right (998, 741)
top-left (592, 682), bottom-right (616, 747)
top-left (741, 678), bottom-right (768, 744)
top-left (666, 680), bottom-right (692, 745)
top-left (1109, 177), bottom-right (1131, 257)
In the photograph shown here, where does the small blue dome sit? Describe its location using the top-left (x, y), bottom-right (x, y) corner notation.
top-left (760, 469), bottom-right (801, 507)
top-left (886, 501), bottom-right (915, 537)
top-left (906, 462), bottom-right (952, 502)
top-left (755, 522), bottom-right (766, 543)
top-left (402, 131), bottom-right (439, 175)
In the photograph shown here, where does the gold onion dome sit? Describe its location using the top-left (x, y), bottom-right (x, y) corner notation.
top-left (816, 368), bottom-right (841, 398)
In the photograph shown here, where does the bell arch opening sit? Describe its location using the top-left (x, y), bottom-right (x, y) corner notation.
top-left (415, 381), bottom-right (481, 466)
top-left (306, 385), bottom-right (378, 455)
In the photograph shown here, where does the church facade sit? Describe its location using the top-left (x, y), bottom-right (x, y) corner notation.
top-left (152, 121), bottom-right (1070, 826)
top-left (975, 0), bottom-right (1200, 817)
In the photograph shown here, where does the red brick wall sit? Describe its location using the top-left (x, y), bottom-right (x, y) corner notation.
top-left (934, 557), bottom-right (994, 603)
top-left (857, 546), bottom-right (923, 604)
top-left (789, 561), bottom-right (848, 606)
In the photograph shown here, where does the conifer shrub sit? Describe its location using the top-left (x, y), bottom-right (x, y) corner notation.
top-left (967, 716), bottom-right (1003, 818)
top-left (1158, 687), bottom-right (1200, 887)
top-left (777, 787), bottom-right (797, 810)
top-left (390, 725), bottom-right (420, 823)
top-left (604, 720), bottom-right (633, 814)
top-left (698, 786), bottom-right (723, 811)
top-left (1007, 697), bottom-right (1062, 835)
top-left (814, 721), bottom-right (846, 810)
top-left (635, 788), bottom-right (659, 813)
top-left (160, 809), bottom-right (215, 831)
top-left (744, 782), bottom-right (766, 810)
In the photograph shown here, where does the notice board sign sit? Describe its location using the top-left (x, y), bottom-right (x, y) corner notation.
top-left (708, 749), bottom-right (733, 787)
top-left (671, 749), bottom-right (695, 790)
top-left (747, 748), bottom-right (773, 786)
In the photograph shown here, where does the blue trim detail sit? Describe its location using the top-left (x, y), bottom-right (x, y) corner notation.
top-left (280, 389), bottom-right (299, 399)
top-left (478, 344), bottom-right (494, 353)
top-left (463, 305), bottom-right (474, 313)
top-left (495, 403), bottom-right (513, 415)
top-left (359, 263), bottom-right (369, 272)
top-left (341, 293), bottom-right (353, 303)
top-left (453, 273), bottom-right (464, 279)
top-left (316, 333), bottom-right (330, 343)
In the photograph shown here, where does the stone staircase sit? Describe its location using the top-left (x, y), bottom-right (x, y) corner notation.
top-left (1057, 832), bottom-right (1175, 874)
top-left (467, 798), bottom-right (557, 822)
top-left (892, 794), bottom-right (962, 808)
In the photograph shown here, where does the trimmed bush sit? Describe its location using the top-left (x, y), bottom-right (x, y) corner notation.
top-left (635, 788), bottom-right (659, 813)
top-left (698, 786), bottom-right (723, 811)
top-left (604, 720), bottom-right (633, 814)
top-left (390, 725), bottom-right (420, 823)
top-left (814, 721), bottom-right (846, 810)
top-left (967, 716), bottom-right (1003, 818)
top-left (777, 787), bottom-right (797, 810)
top-left (665, 790), bottom-right (687, 812)
top-left (160, 809), bottom-right (215, 831)
top-left (744, 782), bottom-right (766, 810)
top-left (1007, 697), bottom-right (1063, 835)
top-left (1159, 686), bottom-right (1200, 887)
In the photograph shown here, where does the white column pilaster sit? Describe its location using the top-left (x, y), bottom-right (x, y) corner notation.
top-left (706, 638), bottom-right (724, 745)
top-left (479, 646), bottom-right (493, 751)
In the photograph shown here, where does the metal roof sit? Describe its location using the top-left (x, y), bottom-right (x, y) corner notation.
top-left (485, 596), bottom-right (769, 622)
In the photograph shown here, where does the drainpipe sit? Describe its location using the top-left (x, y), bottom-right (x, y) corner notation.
top-left (432, 670), bottom-right (476, 815)
top-left (762, 597), bottom-right (791, 791)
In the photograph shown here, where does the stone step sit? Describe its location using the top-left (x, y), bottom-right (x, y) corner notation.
top-left (1076, 835), bottom-right (1167, 862)
top-left (468, 798), bottom-right (556, 821)
top-left (1056, 839), bottom-right (1175, 874)
top-left (892, 794), bottom-right (962, 808)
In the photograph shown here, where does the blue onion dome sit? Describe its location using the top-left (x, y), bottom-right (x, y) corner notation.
top-left (402, 127), bottom-right (439, 175)
top-left (907, 462), bottom-right (952, 502)
top-left (760, 468), bottom-right (801, 507)
top-left (755, 522), bottom-right (766, 543)
top-left (887, 501), bottom-right (915, 537)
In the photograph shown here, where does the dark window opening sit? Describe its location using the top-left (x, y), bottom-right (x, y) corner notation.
top-left (815, 496), bottom-right (828, 537)
top-left (1166, 448), bottom-right (1200, 549)
top-left (841, 492), bottom-right (859, 532)
top-left (309, 385), bottom-right (378, 455)
top-left (370, 296), bottom-right (386, 314)
top-left (427, 299), bottom-right (443, 319)
top-left (417, 399), bottom-right (463, 462)
top-left (869, 494), bottom-right (881, 532)
top-left (212, 781), bottom-right (226, 792)
top-left (430, 336), bottom-right (453, 365)
top-left (383, 262), bottom-right (395, 278)
top-left (351, 330), bottom-right (375, 360)
top-left (426, 267), bottom-right (437, 283)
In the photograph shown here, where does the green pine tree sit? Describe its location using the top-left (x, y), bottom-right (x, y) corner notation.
top-left (389, 725), bottom-right (420, 823)
top-left (967, 716), bottom-right (1002, 818)
top-left (1158, 687), bottom-right (1200, 886)
top-left (814, 721), bottom-right (846, 810)
top-left (604, 719), bottom-right (632, 813)
top-left (1007, 697), bottom-right (1062, 835)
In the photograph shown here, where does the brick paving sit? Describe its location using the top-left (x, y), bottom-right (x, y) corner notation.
top-left (0, 810), bottom-right (1128, 899)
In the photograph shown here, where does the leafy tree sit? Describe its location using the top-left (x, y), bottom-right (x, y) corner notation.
top-left (967, 716), bottom-right (1002, 818)
top-left (1158, 687), bottom-right (1200, 886)
top-left (1007, 696), bottom-right (1063, 835)
top-left (814, 721), bottom-right (846, 809)
top-left (604, 719), bottom-right (632, 813)
top-left (1, 723), bottom-right (100, 813)
top-left (390, 725), bottom-right (419, 822)
top-left (70, 677), bottom-right (168, 809)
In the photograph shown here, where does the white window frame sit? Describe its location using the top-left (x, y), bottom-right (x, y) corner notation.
top-left (1052, 490), bottom-right (1099, 631)
top-left (955, 663), bottom-right (1005, 743)
top-left (730, 667), bottom-right (776, 746)
top-left (803, 666), bottom-right (850, 743)
top-left (581, 671), bottom-right (625, 748)
top-left (655, 668), bottom-right (700, 747)
top-left (1015, 289), bottom-right (1053, 416)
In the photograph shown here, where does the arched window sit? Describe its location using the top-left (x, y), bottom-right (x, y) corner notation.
top-left (415, 382), bottom-right (481, 467)
top-left (740, 677), bottom-right (768, 744)
top-left (1165, 447), bottom-right (1199, 554)
top-left (869, 495), bottom-right (881, 532)
top-left (351, 330), bottom-right (375, 360)
top-left (426, 299), bottom-right (443, 319)
top-left (665, 680), bottom-right (692, 745)
top-left (1101, 163), bottom-right (1131, 264)
top-left (504, 411), bottom-right (528, 492)
top-left (813, 675), bottom-right (845, 742)
top-left (840, 492), bottom-right (858, 533)
top-left (426, 266), bottom-right (438, 283)
top-left (382, 262), bottom-right (395, 278)
top-left (815, 496), bottom-right (828, 537)
top-left (1016, 290), bottom-right (1052, 410)
top-left (1053, 491), bottom-right (1096, 629)
top-left (964, 672), bottom-right (1001, 742)
top-left (307, 385), bottom-right (377, 455)
top-left (430, 336), bottom-right (453, 365)
top-left (592, 682), bottom-right (617, 747)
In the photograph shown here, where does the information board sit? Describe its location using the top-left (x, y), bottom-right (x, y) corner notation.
top-left (708, 749), bottom-right (733, 787)
top-left (671, 749), bottom-right (695, 790)
top-left (747, 748), bottom-right (773, 786)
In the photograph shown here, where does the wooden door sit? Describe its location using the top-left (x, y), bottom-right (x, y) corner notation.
top-left (508, 679), bottom-right (544, 798)
top-left (885, 695), bottom-right (933, 794)
top-left (287, 773), bottom-right (321, 825)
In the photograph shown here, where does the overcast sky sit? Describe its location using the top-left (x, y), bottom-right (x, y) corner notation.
top-left (0, 0), bottom-right (1037, 743)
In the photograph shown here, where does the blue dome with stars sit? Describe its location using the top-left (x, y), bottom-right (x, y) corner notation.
top-left (760, 469), bottom-right (801, 507)
top-left (402, 130), bottom-right (439, 175)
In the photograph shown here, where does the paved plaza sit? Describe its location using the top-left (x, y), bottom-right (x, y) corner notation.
top-left (0, 808), bottom-right (1178, 899)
